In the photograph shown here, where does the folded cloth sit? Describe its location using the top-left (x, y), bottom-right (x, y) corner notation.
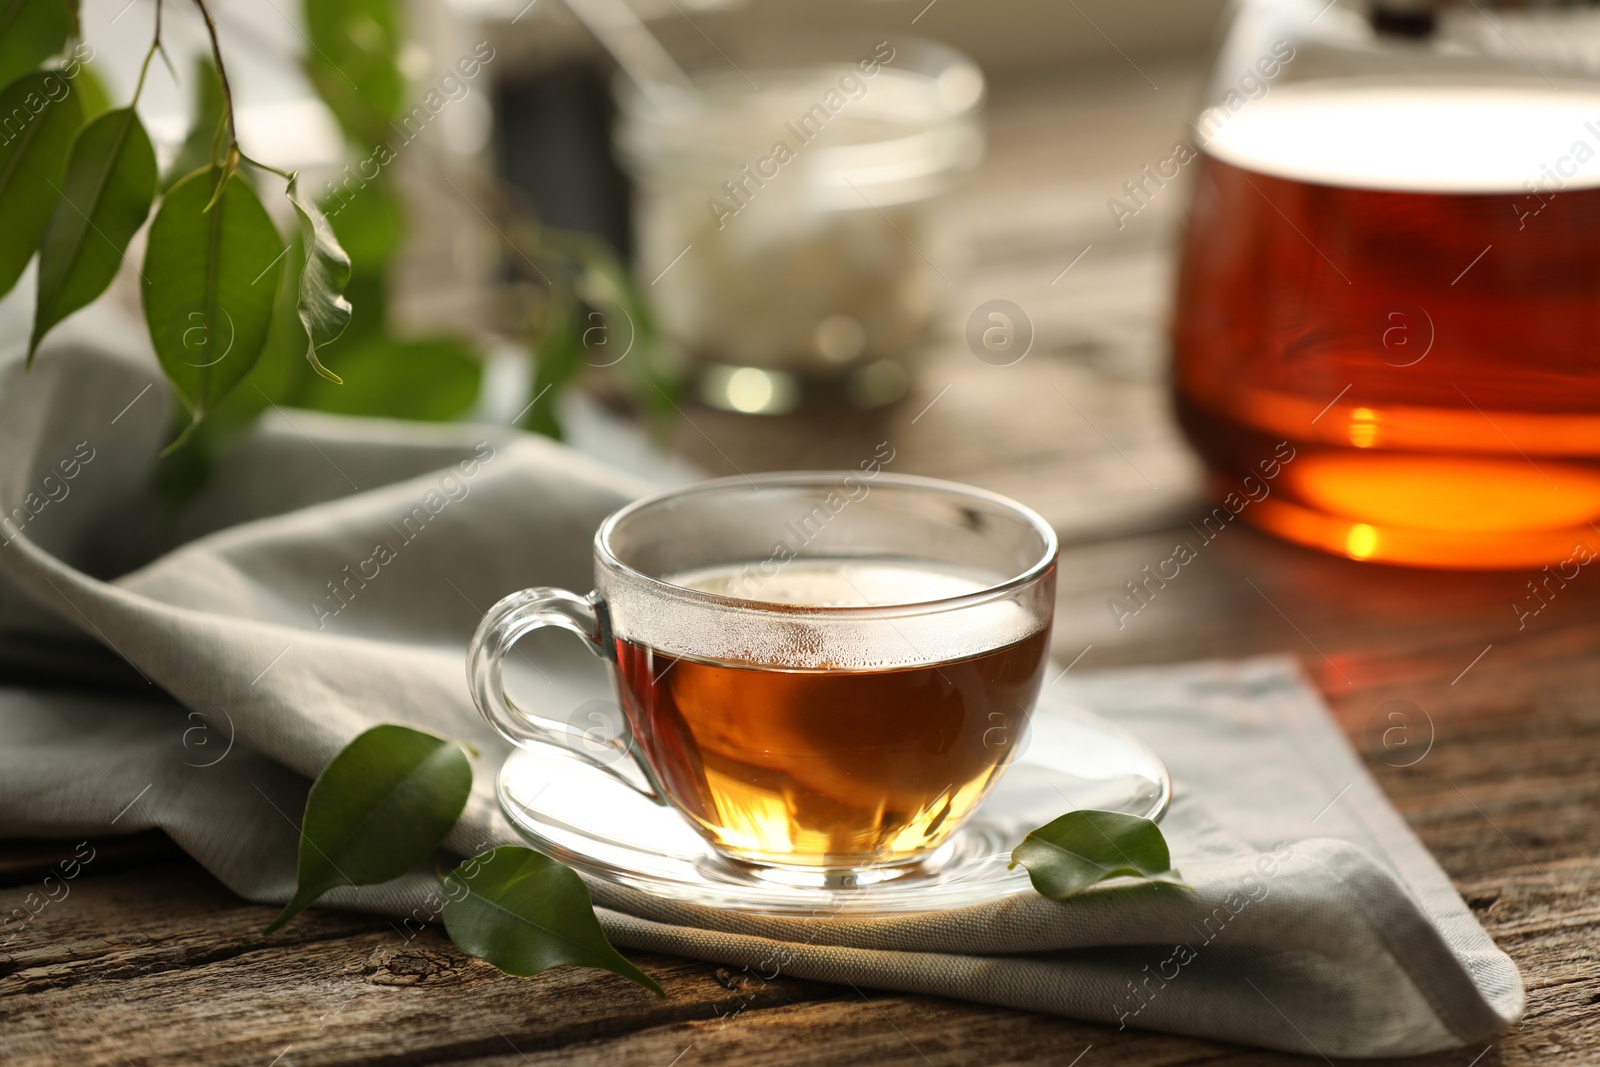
top-left (0, 313), bottom-right (1522, 1058)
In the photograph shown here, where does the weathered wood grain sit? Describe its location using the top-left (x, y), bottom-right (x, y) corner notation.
top-left (1, 853), bottom-right (1595, 1066)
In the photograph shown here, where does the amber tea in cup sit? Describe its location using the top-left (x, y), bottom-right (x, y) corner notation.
top-left (467, 472), bottom-right (1057, 880)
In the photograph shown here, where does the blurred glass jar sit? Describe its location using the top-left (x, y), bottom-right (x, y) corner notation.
top-left (1173, 0), bottom-right (1600, 569)
top-left (615, 37), bottom-right (983, 414)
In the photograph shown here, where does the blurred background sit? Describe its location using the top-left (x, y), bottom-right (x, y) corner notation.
top-left (73, 0), bottom-right (1228, 505)
top-left (64, 0), bottom-right (1600, 586)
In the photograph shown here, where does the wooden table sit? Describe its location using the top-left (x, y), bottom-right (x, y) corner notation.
top-left (4, 60), bottom-right (1597, 1066)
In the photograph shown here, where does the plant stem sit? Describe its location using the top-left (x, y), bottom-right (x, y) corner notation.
top-left (239, 150), bottom-right (295, 183)
top-left (190, 0), bottom-right (240, 173)
top-left (189, 0), bottom-right (241, 210)
top-left (189, 0), bottom-right (294, 185)
top-left (131, 0), bottom-right (165, 106)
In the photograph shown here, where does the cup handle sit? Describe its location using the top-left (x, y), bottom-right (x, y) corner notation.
top-left (467, 587), bottom-right (662, 802)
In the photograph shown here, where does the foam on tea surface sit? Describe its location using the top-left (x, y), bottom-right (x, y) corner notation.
top-left (670, 558), bottom-right (996, 607)
top-left (1204, 82), bottom-right (1600, 193)
top-left (600, 557), bottom-right (1047, 671)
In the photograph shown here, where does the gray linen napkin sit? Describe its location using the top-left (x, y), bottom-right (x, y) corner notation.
top-left (0, 311), bottom-right (1522, 1058)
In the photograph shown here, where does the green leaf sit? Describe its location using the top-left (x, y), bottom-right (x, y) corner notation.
top-left (1009, 809), bottom-right (1189, 901)
top-left (153, 231), bottom-right (308, 508)
top-left (323, 173), bottom-right (404, 275)
top-left (286, 172), bottom-right (352, 382)
top-left (523, 293), bottom-right (584, 440)
top-left (266, 725), bottom-right (473, 934)
top-left (142, 167), bottom-right (283, 425)
top-left (532, 226), bottom-right (681, 440)
top-left (301, 0), bottom-right (404, 146)
top-left (442, 846), bottom-right (663, 995)
top-left (0, 70), bottom-right (82, 296)
top-left (319, 272), bottom-right (388, 357)
top-left (161, 54), bottom-right (225, 192)
top-left (298, 334), bottom-right (481, 421)
top-left (0, 0), bottom-right (73, 91)
top-left (29, 105), bottom-right (156, 361)
top-left (66, 53), bottom-right (110, 120)
top-left (255, 230), bottom-right (321, 404)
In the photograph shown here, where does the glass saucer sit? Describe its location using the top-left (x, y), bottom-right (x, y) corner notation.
top-left (497, 694), bottom-right (1171, 916)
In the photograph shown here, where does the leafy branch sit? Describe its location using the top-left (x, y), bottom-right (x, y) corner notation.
top-left (2, 0), bottom-right (356, 454)
top-left (6, 0), bottom-right (673, 496)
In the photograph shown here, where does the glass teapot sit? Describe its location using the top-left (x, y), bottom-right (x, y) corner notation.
top-left (1172, 0), bottom-right (1600, 569)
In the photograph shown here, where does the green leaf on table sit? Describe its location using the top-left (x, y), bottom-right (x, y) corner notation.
top-left (0, 70), bottom-right (82, 297)
top-left (301, 0), bottom-right (404, 146)
top-left (142, 167), bottom-right (283, 429)
top-left (0, 0), bottom-right (73, 91)
top-left (286, 172), bottom-right (353, 382)
top-left (1009, 809), bottom-right (1189, 901)
top-left (266, 724), bottom-right (473, 934)
top-left (299, 334), bottom-right (480, 421)
top-left (161, 54), bottom-right (226, 192)
top-left (442, 846), bottom-right (663, 995)
top-left (28, 106), bottom-right (156, 362)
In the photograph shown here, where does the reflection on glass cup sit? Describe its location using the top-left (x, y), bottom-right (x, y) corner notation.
top-left (467, 472), bottom-right (1056, 881)
top-left (615, 38), bottom-right (984, 413)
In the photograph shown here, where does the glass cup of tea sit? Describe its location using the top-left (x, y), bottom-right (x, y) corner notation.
top-left (466, 471), bottom-right (1057, 882)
